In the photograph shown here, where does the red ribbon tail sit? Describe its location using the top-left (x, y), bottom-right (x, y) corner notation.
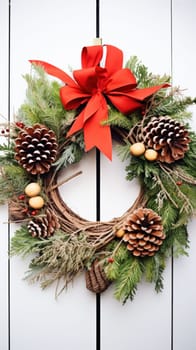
top-left (29, 60), bottom-right (75, 86)
top-left (84, 110), bottom-right (112, 160)
top-left (128, 83), bottom-right (170, 101)
top-left (67, 105), bottom-right (112, 160)
top-left (66, 110), bottom-right (85, 137)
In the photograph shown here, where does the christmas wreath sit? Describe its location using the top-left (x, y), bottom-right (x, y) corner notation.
top-left (1, 44), bottom-right (196, 303)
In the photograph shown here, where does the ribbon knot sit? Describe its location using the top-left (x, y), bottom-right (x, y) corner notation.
top-left (30, 44), bottom-right (168, 160)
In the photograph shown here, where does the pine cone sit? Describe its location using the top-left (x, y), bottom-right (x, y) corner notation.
top-left (15, 124), bottom-right (58, 175)
top-left (143, 116), bottom-right (190, 163)
top-left (27, 208), bottom-right (60, 238)
top-left (123, 208), bottom-right (165, 257)
top-left (86, 260), bottom-right (110, 293)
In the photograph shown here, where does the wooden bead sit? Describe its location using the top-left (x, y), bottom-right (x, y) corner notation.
top-left (29, 196), bottom-right (45, 209)
top-left (116, 228), bottom-right (125, 238)
top-left (144, 149), bottom-right (158, 161)
top-left (130, 142), bottom-right (145, 156)
top-left (25, 183), bottom-right (41, 197)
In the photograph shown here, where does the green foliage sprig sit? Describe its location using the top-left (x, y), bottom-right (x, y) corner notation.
top-left (26, 231), bottom-right (95, 296)
top-left (0, 164), bottom-right (29, 204)
top-left (19, 65), bottom-right (75, 140)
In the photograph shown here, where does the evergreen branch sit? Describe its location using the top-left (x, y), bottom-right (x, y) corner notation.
top-left (10, 225), bottom-right (44, 256)
top-left (160, 225), bottom-right (189, 256)
top-left (149, 94), bottom-right (196, 120)
top-left (159, 201), bottom-right (178, 231)
top-left (19, 65), bottom-right (72, 139)
top-left (0, 164), bottom-right (29, 204)
top-left (159, 163), bottom-right (194, 215)
top-left (154, 173), bottom-right (178, 209)
top-left (125, 56), bottom-right (170, 88)
top-left (116, 142), bottom-right (131, 162)
top-left (102, 107), bottom-right (134, 130)
top-left (0, 141), bottom-right (15, 165)
top-left (126, 157), bottom-right (145, 181)
top-left (0, 143), bottom-right (11, 151)
top-left (26, 232), bottom-right (95, 295)
top-left (114, 257), bottom-right (144, 304)
top-left (163, 164), bottom-right (196, 185)
top-left (104, 241), bottom-right (129, 280)
top-left (144, 254), bottom-right (165, 293)
top-left (53, 133), bottom-right (84, 170)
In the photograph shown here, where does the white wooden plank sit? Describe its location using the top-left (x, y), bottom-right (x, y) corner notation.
top-left (0, 0), bottom-right (9, 349)
top-left (100, 1), bottom-right (172, 349)
top-left (172, 1), bottom-right (196, 349)
top-left (10, 1), bottom-right (97, 349)
top-left (0, 206), bottom-right (9, 350)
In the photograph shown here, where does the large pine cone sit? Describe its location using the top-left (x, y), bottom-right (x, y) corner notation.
top-left (123, 208), bottom-right (165, 257)
top-left (27, 208), bottom-right (60, 238)
top-left (86, 260), bottom-right (110, 293)
top-left (15, 124), bottom-right (58, 175)
top-left (143, 116), bottom-right (190, 163)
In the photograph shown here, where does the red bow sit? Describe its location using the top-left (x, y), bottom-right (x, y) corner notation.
top-left (30, 45), bottom-right (168, 160)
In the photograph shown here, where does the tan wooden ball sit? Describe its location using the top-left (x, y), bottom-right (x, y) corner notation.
top-left (25, 182), bottom-right (41, 197)
top-left (116, 228), bottom-right (125, 238)
top-left (130, 142), bottom-right (145, 156)
top-left (144, 149), bottom-right (158, 161)
top-left (29, 196), bottom-right (45, 209)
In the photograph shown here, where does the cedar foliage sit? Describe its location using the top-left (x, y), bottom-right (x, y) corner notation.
top-left (26, 232), bottom-right (95, 295)
top-left (11, 226), bottom-right (95, 295)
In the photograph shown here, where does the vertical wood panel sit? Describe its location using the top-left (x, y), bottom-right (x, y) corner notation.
top-left (172, 1), bottom-right (196, 349)
top-left (100, 1), bottom-right (172, 349)
top-left (0, 0), bottom-right (9, 349)
top-left (1, 0), bottom-right (195, 349)
top-left (10, 1), bottom-right (96, 349)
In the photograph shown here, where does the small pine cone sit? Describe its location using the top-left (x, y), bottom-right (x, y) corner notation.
top-left (86, 260), bottom-right (110, 293)
top-left (123, 208), bottom-right (165, 257)
top-left (27, 208), bottom-right (60, 238)
top-left (15, 124), bottom-right (58, 175)
top-left (143, 116), bottom-right (190, 163)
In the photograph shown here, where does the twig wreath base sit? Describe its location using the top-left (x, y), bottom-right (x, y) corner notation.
top-left (46, 170), bottom-right (146, 250)
top-left (1, 44), bottom-right (196, 303)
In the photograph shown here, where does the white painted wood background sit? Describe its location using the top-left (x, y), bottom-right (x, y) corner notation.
top-left (0, 0), bottom-right (196, 349)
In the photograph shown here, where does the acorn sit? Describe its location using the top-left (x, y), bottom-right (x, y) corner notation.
top-left (25, 182), bottom-right (41, 197)
top-left (144, 149), bottom-right (158, 161)
top-left (29, 196), bottom-right (45, 209)
top-left (130, 142), bottom-right (145, 157)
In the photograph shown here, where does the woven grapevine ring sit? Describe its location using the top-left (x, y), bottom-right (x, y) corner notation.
top-left (1, 44), bottom-right (196, 303)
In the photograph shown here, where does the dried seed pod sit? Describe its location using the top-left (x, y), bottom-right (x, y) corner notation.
top-left (86, 260), bottom-right (110, 293)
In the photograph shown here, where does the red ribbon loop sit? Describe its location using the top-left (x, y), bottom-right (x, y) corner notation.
top-left (30, 45), bottom-right (168, 160)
